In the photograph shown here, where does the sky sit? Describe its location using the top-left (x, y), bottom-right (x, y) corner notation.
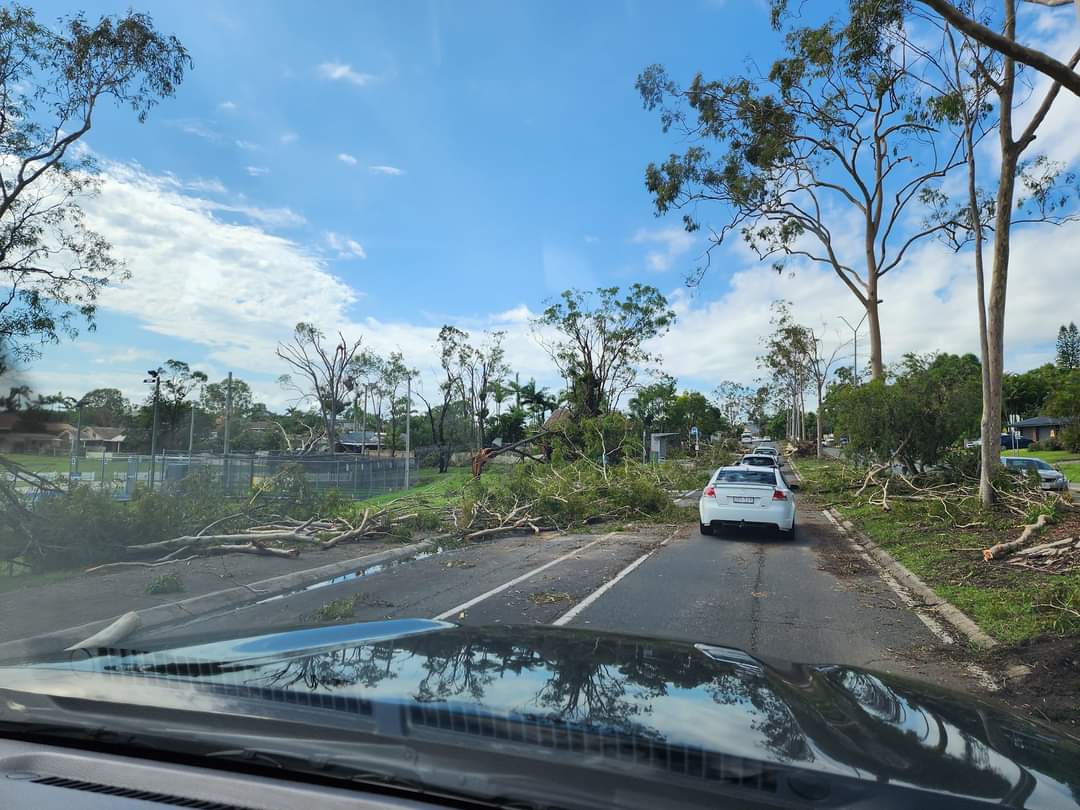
top-left (13, 0), bottom-right (1080, 411)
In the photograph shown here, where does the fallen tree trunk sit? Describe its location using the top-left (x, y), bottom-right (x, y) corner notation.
top-left (126, 530), bottom-right (306, 553)
top-left (983, 513), bottom-right (1050, 561)
top-left (203, 543), bottom-right (299, 559)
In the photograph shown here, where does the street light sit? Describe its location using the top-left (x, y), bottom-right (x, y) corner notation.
top-left (144, 368), bottom-right (162, 489)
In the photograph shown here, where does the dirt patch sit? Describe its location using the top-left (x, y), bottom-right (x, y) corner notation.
top-left (987, 635), bottom-right (1080, 737)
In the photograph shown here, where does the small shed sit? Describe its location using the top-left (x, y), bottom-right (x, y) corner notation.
top-left (649, 432), bottom-right (680, 462)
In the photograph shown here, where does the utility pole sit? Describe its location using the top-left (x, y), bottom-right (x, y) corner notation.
top-left (405, 376), bottom-right (411, 488)
top-left (145, 370), bottom-right (162, 489)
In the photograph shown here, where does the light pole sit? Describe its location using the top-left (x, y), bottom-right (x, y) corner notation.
top-left (838, 312), bottom-right (870, 382)
top-left (144, 369), bottom-right (162, 489)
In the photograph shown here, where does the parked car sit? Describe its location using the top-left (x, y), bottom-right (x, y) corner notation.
top-left (1000, 456), bottom-right (1069, 491)
top-left (699, 466), bottom-right (796, 537)
top-left (738, 453), bottom-right (778, 468)
top-left (967, 434), bottom-right (1034, 449)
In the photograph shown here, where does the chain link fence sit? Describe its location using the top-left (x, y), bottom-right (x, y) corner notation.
top-left (6, 451), bottom-right (417, 501)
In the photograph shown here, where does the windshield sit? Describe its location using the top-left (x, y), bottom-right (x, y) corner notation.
top-left (1, 1), bottom-right (1079, 806)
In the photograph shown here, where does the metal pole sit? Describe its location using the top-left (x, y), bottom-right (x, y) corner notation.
top-left (149, 376), bottom-right (160, 489)
top-left (101, 449), bottom-right (106, 491)
top-left (223, 371), bottom-right (233, 455)
top-left (405, 377), bottom-right (411, 488)
top-left (362, 387), bottom-right (369, 456)
top-left (188, 398), bottom-right (197, 459)
top-left (74, 401), bottom-right (83, 478)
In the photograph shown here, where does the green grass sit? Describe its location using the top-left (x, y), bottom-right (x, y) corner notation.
top-left (1002, 449), bottom-right (1080, 463)
top-left (353, 466), bottom-right (480, 511)
top-left (792, 455), bottom-right (1080, 644)
top-left (3, 452), bottom-right (130, 479)
top-left (1060, 462), bottom-right (1080, 483)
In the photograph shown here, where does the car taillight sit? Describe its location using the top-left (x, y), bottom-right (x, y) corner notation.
top-left (772, 489), bottom-right (787, 501)
top-left (704, 485), bottom-right (716, 497)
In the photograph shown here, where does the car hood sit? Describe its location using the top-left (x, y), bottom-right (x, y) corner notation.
top-left (3, 620), bottom-right (1079, 808)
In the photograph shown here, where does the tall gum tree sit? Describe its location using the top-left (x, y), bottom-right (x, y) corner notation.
top-left (638, 8), bottom-right (966, 381)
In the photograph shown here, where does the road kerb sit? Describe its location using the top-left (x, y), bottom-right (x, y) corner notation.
top-left (823, 507), bottom-right (997, 650)
top-left (0, 541), bottom-right (434, 662)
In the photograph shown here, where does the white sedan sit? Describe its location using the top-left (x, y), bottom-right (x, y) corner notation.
top-left (699, 466), bottom-right (796, 537)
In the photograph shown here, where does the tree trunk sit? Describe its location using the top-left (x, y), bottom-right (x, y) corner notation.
top-left (865, 290), bottom-right (884, 381)
top-left (981, 0), bottom-right (1018, 509)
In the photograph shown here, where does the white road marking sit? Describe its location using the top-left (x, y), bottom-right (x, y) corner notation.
top-left (432, 533), bottom-right (615, 621)
top-left (821, 509), bottom-right (999, 691)
top-left (552, 527), bottom-right (680, 626)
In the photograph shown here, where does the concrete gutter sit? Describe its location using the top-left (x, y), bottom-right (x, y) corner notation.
top-left (825, 508), bottom-right (997, 649)
top-left (0, 541), bottom-right (433, 663)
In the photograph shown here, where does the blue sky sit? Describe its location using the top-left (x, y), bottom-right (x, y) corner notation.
top-left (18, 0), bottom-right (1080, 408)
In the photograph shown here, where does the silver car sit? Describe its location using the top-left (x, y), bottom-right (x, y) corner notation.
top-left (1000, 456), bottom-right (1069, 491)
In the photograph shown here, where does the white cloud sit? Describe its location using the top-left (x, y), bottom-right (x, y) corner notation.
top-left (186, 177), bottom-right (226, 194)
top-left (234, 139), bottom-right (260, 151)
top-left (280, 131), bottom-right (299, 145)
top-left (177, 119), bottom-right (219, 140)
top-left (71, 162), bottom-right (356, 391)
top-left (324, 231), bottom-right (367, 259)
top-left (652, 220), bottom-right (1080, 388)
top-left (337, 152), bottom-right (358, 166)
top-left (218, 100), bottom-right (237, 111)
top-left (93, 347), bottom-right (157, 365)
top-left (369, 165), bottom-right (404, 175)
top-left (245, 166), bottom-right (270, 177)
top-left (632, 226), bottom-right (696, 271)
top-left (317, 62), bottom-right (376, 86)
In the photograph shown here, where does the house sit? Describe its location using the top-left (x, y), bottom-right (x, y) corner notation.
top-left (1008, 416), bottom-right (1074, 443)
top-left (335, 430), bottom-right (384, 453)
top-left (74, 426), bottom-right (127, 452)
top-left (0, 414), bottom-right (75, 454)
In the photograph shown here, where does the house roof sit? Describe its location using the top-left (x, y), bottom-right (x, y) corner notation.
top-left (1009, 416), bottom-right (1074, 428)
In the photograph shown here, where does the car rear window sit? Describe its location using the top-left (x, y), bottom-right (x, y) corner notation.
top-left (741, 456), bottom-right (774, 466)
top-left (714, 469), bottom-right (776, 485)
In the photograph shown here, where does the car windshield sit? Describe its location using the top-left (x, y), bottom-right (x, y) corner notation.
top-left (2, 1), bottom-right (1079, 805)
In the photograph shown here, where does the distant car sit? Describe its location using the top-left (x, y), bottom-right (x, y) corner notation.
top-left (752, 445), bottom-right (782, 465)
top-left (738, 453), bottom-right (778, 468)
top-left (1000, 456), bottom-right (1068, 491)
top-left (739, 432), bottom-right (754, 445)
top-left (699, 465), bottom-right (796, 537)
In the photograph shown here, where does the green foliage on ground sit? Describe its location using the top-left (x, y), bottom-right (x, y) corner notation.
top-left (794, 457), bottom-right (1080, 643)
top-left (145, 573), bottom-right (184, 595)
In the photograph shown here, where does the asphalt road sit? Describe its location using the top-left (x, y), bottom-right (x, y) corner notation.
top-left (128, 493), bottom-right (972, 688)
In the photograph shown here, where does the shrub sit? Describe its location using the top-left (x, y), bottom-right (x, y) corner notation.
top-left (145, 574), bottom-right (184, 595)
top-left (1060, 422), bottom-right (1080, 453)
top-left (1029, 438), bottom-right (1063, 452)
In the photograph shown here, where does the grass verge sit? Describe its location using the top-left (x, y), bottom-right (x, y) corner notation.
top-left (794, 456), bottom-right (1080, 645)
top-left (1002, 449), bottom-right (1080, 464)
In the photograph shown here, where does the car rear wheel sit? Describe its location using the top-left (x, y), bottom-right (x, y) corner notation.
top-left (700, 522), bottom-right (714, 536)
top-left (778, 523), bottom-right (795, 540)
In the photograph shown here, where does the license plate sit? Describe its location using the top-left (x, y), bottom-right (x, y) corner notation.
top-left (731, 496), bottom-right (755, 504)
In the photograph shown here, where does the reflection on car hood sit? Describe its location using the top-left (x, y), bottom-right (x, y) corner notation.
top-left (10, 620), bottom-right (1080, 808)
